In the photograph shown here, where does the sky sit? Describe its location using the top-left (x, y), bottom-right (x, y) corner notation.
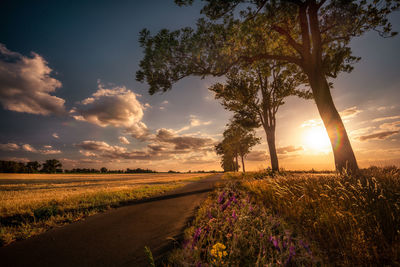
top-left (0, 0), bottom-right (399, 172)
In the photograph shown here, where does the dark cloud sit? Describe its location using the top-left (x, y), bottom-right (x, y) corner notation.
top-left (0, 143), bottom-right (20, 151)
top-left (0, 44), bottom-right (65, 115)
top-left (155, 128), bottom-right (214, 150)
top-left (76, 140), bottom-right (168, 160)
top-left (359, 131), bottom-right (399, 141)
top-left (277, 146), bottom-right (303, 154)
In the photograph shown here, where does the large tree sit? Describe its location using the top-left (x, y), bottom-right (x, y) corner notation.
top-left (137, 0), bottom-right (399, 172)
top-left (210, 62), bottom-right (310, 171)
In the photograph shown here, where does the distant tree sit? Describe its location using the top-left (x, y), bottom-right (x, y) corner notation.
top-left (0, 160), bottom-right (27, 173)
top-left (137, 0), bottom-right (400, 173)
top-left (100, 167), bottom-right (108, 173)
top-left (216, 120), bottom-right (260, 172)
top-left (26, 161), bottom-right (41, 173)
top-left (210, 62), bottom-right (310, 171)
top-left (41, 159), bottom-right (62, 174)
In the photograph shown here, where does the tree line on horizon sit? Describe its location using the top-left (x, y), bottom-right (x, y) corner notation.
top-left (136, 0), bottom-right (399, 173)
top-left (0, 160), bottom-right (219, 174)
top-left (0, 160), bottom-right (157, 174)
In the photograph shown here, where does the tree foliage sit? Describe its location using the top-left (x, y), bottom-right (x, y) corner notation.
top-left (215, 120), bottom-right (260, 172)
top-left (137, 0), bottom-right (399, 172)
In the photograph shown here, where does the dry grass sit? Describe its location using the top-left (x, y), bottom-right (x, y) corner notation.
top-left (0, 173), bottom-right (210, 246)
top-left (240, 167), bottom-right (400, 266)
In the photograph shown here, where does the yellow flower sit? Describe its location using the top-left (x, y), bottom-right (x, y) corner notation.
top-left (210, 242), bottom-right (228, 263)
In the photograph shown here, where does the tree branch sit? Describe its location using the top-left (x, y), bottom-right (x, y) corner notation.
top-left (272, 25), bottom-right (304, 56)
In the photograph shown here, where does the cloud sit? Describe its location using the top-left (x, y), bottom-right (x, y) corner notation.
top-left (246, 150), bottom-right (269, 161)
top-left (379, 121), bottom-right (400, 131)
top-left (0, 44), bottom-right (65, 115)
top-left (176, 115), bottom-right (212, 133)
top-left (119, 136), bottom-right (130, 145)
top-left (339, 106), bottom-right (362, 119)
top-left (76, 140), bottom-right (159, 160)
top-left (22, 144), bottom-right (37, 152)
top-left (276, 146), bottom-right (303, 154)
top-left (0, 143), bottom-right (20, 151)
top-left (71, 83), bottom-right (149, 139)
top-left (359, 131), bottom-right (399, 141)
top-left (0, 143), bottom-right (61, 154)
top-left (155, 128), bottom-right (214, 150)
top-left (302, 107), bottom-right (361, 128)
top-left (52, 133), bottom-right (59, 139)
top-left (372, 115), bottom-right (400, 122)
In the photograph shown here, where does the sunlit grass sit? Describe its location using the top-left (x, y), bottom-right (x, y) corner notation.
top-left (170, 167), bottom-right (400, 266)
top-left (0, 173), bottom-right (210, 246)
top-left (242, 167), bottom-right (400, 266)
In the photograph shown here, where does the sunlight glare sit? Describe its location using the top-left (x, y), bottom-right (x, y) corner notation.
top-left (303, 126), bottom-right (331, 152)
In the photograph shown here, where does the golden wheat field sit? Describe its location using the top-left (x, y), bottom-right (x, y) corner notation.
top-left (0, 173), bottom-right (212, 245)
top-left (0, 173), bottom-right (210, 217)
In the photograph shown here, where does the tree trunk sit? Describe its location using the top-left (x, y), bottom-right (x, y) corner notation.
top-left (307, 71), bottom-right (359, 173)
top-left (241, 154), bottom-right (245, 173)
top-left (265, 127), bottom-right (279, 171)
top-left (235, 155), bottom-right (239, 172)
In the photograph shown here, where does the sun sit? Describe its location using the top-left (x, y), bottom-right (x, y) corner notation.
top-left (303, 125), bottom-right (331, 151)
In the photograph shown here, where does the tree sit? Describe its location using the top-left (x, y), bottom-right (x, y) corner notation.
top-left (136, 0), bottom-right (399, 172)
top-left (210, 62), bottom-right (310, 171)
top-left (41, 159), bottom-right (62, 174)
top-left (100, 167), bottom-right (108, 173)
top-left (216, 120), bottom-right (260, 172)
top-left (26, 161), bottom-right (41, 173)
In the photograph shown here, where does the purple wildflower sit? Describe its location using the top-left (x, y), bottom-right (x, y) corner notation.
top-left (207, 211), bottom-right (213, 219)
top-left (299, 240), bottom-right (312, 255)
top-left (192, 227), bottom-right (202, 248)
top-left (196, 262), bottom-right (202, 267)
top-left (285, 246), bottom-right (296, 266)
top-left (230, 195), bottom-right (237, 204)
top-left (269, 236), bottom-right (280, 252)
top-left (232, 210), bottom-right (237, 220)
top-left (260, 232), bottom-right (264, 238)
top-left (221, 199), bottom-right (232, 211)
top-left (289, 245), bottom-right (296, 256)
top-left (249, 205), bottom-right (254, 212)
top-left (217, 191), bottom-right (226, 204)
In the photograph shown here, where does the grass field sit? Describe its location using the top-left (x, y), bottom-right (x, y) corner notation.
top-left (170, 167), bottom-right (400, 266)
top-left (0, 173), bottom-right (211, 246)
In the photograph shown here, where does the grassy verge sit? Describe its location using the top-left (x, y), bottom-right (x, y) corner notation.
top-left (0, 174), bottom-right (209, 246)
top-left (170, 167), bottom-right (400, 266)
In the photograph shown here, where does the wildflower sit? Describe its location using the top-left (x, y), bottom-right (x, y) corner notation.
top-left (299, 240), bottom-right (312, 255)
top-left (269, 236), bottom-right (280, 251)
top-left (210, 242), bottom-right (228, 263)
top-left (285, 246), bottom-right (296, 266)
top-left (217, 191), bottom-right (226, 204)
top-left (232, 210), bottom-right (237, 220)
top-left (221, 199), bottom-right (232, 211)
top-left (192, 227), bottom-right (202, 248)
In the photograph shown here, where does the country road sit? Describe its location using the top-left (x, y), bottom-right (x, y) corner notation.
top-left (0, 174), bottom-right (222, 267)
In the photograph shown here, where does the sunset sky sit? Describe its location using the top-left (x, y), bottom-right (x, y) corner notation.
top-left (1, 0), bottom-right (399, 171)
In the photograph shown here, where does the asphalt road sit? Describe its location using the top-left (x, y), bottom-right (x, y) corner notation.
top-left (0, 174), bottom-right (222, 267)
